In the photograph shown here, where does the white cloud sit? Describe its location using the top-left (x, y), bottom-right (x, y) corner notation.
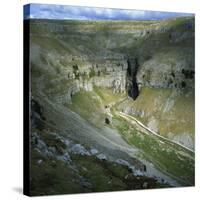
top-left (26, 4), bottom-right (193, 20)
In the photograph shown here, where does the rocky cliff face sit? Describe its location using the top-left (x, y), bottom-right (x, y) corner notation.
top-left (30, 17), bottom-right (194, 101)
top-left (136, 48), bottom-right (194, 89)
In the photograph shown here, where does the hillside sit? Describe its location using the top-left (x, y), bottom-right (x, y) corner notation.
top-left (28, 17), bottom-right (195, 195)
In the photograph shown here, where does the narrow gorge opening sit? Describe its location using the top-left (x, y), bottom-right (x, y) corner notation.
top-left (126, 57), bottom-right (139, 100)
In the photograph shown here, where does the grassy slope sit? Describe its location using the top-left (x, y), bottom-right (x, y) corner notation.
top-left (65, 86), bottom-right (126, 126)
top-left (31, 149), bottom-right (164, 195)
top-left (116, 87), bottom-right (194, 138)
top-left (30, 17), bottom-right (194, 58)
top-left (30, 125), bottom-right (167, 196)
top-left (112, 116), bottom-right (194, 185)
top-left (64, 87), bottom-right (194, 186)
top-left (66, 89), bottom-right (105, 126)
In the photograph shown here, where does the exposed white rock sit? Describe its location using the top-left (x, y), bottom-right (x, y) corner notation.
top-left (57, 152), bottom-right (71, 164)
top-left (69, 144), bottom-right (90, 156)
top-left (97, 153), bottom-right (107, 160)
top-left (64, 139), bottom-right (71, 146)
top-left (170, 133), bottom-right (194, 150)
top-left (116, 159), bottom-right (130, 167)
top-left (163, 98), bottom-right (175, 113)
top-left (147, 117), bottom-right (158, 133)
top-left (35, 137), bottom-right (54, 157)
top-left (119, 163), bottom-right (144, 177)
top-left (129, 166), bottom-right (136, 173)
top-left (79, 79), bottom-right (93, 91)
top-left (36, 138), bottom-right (47, 151)
top-left (37, 159), bottom-right (43, 165)
top-left (90, 148), bottom-right (98, 155)
top-left (134, 169), bottom-right (144, 176)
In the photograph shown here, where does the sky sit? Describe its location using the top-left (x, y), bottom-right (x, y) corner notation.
top-left (24, 4), bottom-right (194, 21)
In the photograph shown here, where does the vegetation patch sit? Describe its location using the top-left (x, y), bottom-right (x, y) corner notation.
top-left (113, 116), bottom-right (194, 186)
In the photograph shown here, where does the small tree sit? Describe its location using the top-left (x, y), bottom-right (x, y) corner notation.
top-left (89, 68), bottom-right (95, 78)
top-left (97, 70), bottom-right (101, 76)
top-left (105, 117), bottom-right (110, 125)
top-left (72, 65), bottom-right (79, 79)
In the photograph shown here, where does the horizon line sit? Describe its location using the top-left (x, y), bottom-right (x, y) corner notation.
top-left (24, 4), bottom-right (194, 21)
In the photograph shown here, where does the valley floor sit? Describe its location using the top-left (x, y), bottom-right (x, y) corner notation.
top-left (30, 86), bottom-right (194, 195)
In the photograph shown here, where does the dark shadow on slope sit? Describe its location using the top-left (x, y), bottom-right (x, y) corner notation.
top-left (126, 57), bottom-right (139, 100)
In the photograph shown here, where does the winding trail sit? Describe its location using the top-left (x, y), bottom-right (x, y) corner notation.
top-left (116, 111), bottom-right (194, 154)
top-left (34, 90), bottom-right (191, 187)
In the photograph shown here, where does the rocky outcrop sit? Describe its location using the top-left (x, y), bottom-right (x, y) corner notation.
top-left (136, 51), bottom-right (194, 89)
top-left (37, 57), bottom-right (128, 104)
top-left (30, 17), bottom-right (194, 102)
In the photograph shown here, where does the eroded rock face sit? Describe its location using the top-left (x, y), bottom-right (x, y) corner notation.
top-left (147, 117), bottom-right (159, 133)
top-left (136, 52), bottom-right (194, 89)
top-left (30, 17), bottom-right (194, 103)
top-left (35, 56), bottom-right (128, 103)
top-left (168, 132), bottom-right (194, 150)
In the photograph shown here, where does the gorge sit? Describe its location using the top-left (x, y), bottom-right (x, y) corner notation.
top-left (28, 16), bottom-right (195, 195)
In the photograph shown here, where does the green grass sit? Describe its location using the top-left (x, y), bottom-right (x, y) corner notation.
top-left (70, 154), bottom-right (167, 191)
top-left (63, 86), bottom-right (194, 185)
top-left (117, 87), bottom-right (194, 138)
top-left (30, 146), bottom-right (167, 196)
top-left (65, 87), bottom-right (127, 126)
top-left (30, 127), bottom-right (169, 196)
top-left (44, 78), bottom-right (74, 96)
top-left (30, 17), bottom-right (193, 33)
top-left (112, 116), bottom-right (194, 185)
top-left (30, 149), bottom-right (87, 196)
top-left (30, 16), bottom-right (194, 63)
top-left (66, 89), bottom-right (105, 125)
top-left (31, 36), bottom-right (67, 55)
top-left (93, 86), bottom-right (126, 105)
